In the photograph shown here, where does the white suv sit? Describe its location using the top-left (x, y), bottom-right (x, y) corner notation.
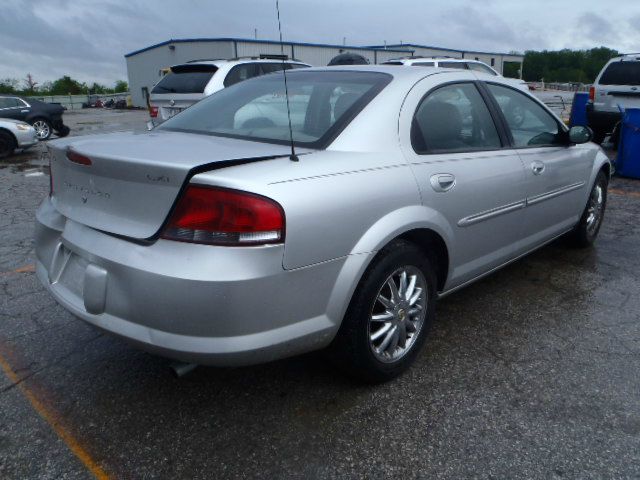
top-left (382, 57), bottom-right (529, 92)
top-left (587, 54), bottom-right (640, 144)
top-left (149, 57), bottom-right (310, 124)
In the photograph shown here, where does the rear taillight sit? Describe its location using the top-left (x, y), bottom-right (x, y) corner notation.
top-left (149, 106), bottom-right (158, 118)
top-left (589, 86), bottom-right (595, 102)
top-left (161, 186), bottom-right (285, 246)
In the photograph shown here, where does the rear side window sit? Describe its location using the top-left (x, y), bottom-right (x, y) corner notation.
top-left (599, 62), bottom-right (640, 86)
top-left (412, 62), bottom-right (435, 67)
top-left (0, 97), bottom-right (21, 108)
top-left (224, 63), bottom-right (261, 87)
top-left (151, 65), bottom-right (218, 94)
top-left (487, 84), bottom-right (560, 147)
top-left (438, 62), bottom-right (468, 70)
top-left (411, 82), bottom-right (501, 153)
top-left (382, 61), bottom-right (404, 65)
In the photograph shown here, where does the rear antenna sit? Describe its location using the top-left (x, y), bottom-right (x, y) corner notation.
top-left (275, 0), bottom-right (299, 162)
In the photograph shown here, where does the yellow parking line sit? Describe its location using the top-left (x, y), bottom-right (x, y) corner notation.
top-left (0, 348), bottom-right (110, 479)
top-left (0, 264), bottom-right (36, 276)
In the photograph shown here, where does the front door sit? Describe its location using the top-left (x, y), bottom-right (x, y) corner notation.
top-left (484, 83), bottom-right (594, 247)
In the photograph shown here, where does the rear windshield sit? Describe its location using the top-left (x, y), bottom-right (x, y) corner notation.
top-left (600, 62), bottom-right (640, 86)
top-left (151, 64), bottom-right (218, 94)
top-left (159, 70), bottom-right (391, 149)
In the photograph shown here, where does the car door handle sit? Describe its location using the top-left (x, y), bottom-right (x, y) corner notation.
top-left (21, 109), bottom-right (29, 113)
top-left (531, 161), bottom-right (546, 175)
top-left (430, 173), bottom-right (456, 192)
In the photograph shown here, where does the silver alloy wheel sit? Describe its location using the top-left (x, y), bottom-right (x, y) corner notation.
top-left (586, 183), bottom-right (604, 234)
top-left (368, 266), bottom-right (427, 363)
top-left (32, 120), bottom-right (50, 140)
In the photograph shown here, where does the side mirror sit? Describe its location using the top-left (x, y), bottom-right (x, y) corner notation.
top-left (568, 125), bottom-right (593, 144)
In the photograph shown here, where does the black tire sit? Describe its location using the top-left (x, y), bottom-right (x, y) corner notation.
top-left (30, 118), bottom-right (52, 140)
top-left (55, 125), bottom-right (70, 138)
top-left (591, 129), bottom-right (606, 145)
top-left (610, 122), bottom-right (621, 150)
top-left (0, 130), bottom-right (16, 159)
top-left (568, 171), bottom-right (608, 248)
top-left (329, 239), bottom-right (437, 383)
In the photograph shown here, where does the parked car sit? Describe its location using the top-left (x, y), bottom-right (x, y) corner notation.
top-left (381, 56), bottom-right (530, 92)
top-left (587, 54), bottom-right (640, 144)
top-left (148, 56), bottom-right (310, 125)
top-left (36, 67), bottom-right (610, 382)
top-left (0, 118), bottom-right (38, 158)
top-left (0, 96), bottom-right (70, 141)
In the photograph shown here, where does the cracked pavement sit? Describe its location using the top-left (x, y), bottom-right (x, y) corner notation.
top-left (1, 109), bottom-right (640, 479)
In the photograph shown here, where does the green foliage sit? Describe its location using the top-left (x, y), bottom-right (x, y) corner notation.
top-left (522, 47), bottom-right (619, 83)
top-left (114, 80), bottom-right (128, 92)
top-left (0, 75), bottom-right (129, 96)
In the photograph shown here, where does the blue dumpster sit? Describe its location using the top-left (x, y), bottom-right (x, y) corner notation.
top-left (569, 92), bottom-right (589, 127)
top-left (617, 108), bottom-right (640, 179)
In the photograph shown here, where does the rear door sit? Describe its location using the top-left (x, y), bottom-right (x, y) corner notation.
top-left (0, 97), bottom-right (29, 121)
top-left (400, 73), bottom-right (529, 288)
top-left (594, 60), bottom-right (640, 113)
top-left (484, 83), bottom-right (594, 246)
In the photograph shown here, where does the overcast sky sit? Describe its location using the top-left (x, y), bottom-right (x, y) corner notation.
top-left (2, 0), bottom-right (639, 87)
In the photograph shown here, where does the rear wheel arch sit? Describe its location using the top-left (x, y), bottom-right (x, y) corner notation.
top-left (396, 228), bottom-right (449, 292)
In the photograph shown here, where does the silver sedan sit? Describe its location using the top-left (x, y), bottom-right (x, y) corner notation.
top-left (35, 67), bottom-right (610, 382)
top-left (0, 118), bottom-right (38, 157)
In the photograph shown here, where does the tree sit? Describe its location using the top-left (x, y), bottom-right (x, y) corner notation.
top-left (24, 73), bottom-right (38, 93)
top-left (114, 80), bottom-right (128, 92)
top-left (0, 78), bottom-right (19, 94)
top-left (522, 47), bottom-right (619, 83)
top-left (50, 76), bottom-right (87, 95)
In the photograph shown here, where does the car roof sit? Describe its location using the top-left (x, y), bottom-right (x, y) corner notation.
top-left (173, 58), bottom-right (310, 68)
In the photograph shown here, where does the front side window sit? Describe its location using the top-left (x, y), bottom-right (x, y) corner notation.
top-left (411, 82), bottom-right (501, 153)
top-left (487, 84), bottom-right (560, 147)
top-left (160, 70), bottom-right (391, 148)
top-left (412, 62), bottom-right (435, 67)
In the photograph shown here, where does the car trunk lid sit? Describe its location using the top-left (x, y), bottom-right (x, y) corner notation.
top-left (49, 130), bottom-right (301, 239)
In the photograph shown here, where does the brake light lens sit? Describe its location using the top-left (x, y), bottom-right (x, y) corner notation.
top-left (589, 86), bottom-right (595, 102)
top-left (149, 106), bottom-right (158, 118)
top-left (66, 150), bottom-right (92, 166)
top-left (161, 186), bottom-right (285, 246)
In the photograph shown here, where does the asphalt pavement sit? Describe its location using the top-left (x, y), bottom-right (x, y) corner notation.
top-left (1, 108), bottom-right (639, 479)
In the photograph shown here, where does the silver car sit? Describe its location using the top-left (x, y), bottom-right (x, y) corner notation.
top-left (0, 118), bottom-right (38, 157)
top-left (35, 67), bottom-right (610, 382)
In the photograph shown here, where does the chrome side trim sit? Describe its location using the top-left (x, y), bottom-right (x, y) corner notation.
top-left (458, 200), bottom-right (526, 227)
top-left (526, 182), bottom-right (585, 206)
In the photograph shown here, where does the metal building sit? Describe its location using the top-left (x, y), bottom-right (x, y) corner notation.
top-left (124, 37), bottom-right (524, 107)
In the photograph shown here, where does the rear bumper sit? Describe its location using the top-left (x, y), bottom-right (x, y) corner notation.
top-left (35, 197), bottom-right (344, 366)
top-left (586, 104), bottom-right (621, 133)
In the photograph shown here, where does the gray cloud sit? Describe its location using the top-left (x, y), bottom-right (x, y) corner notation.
top-left (1, 0), bottom-right (639, 86)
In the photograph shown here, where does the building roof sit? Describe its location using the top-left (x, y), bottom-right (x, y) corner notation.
top-left (124, 37), bottom-right (414, 58)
